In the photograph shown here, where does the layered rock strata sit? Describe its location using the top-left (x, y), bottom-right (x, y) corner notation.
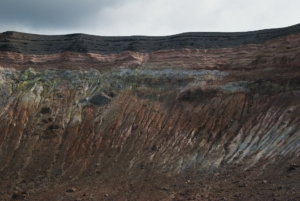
top-left (1, 24), bottom-right (300, 71)
top-left (0, 24), bottom-right (299, 200)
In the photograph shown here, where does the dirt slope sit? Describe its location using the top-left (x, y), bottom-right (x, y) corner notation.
top-left (0, 24), bottom-right (299, 200)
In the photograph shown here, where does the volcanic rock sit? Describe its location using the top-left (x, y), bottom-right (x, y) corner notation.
top-left (66, 188), bottom-right (76, 192)
top-left (0, 24), bottom-right (299, 200)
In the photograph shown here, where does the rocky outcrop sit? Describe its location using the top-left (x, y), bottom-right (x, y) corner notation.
top-left (1, 24), bottom-right (300, 71)
top-left (2, 24), bottom-right (300, 54)
top-left (0, 25), bottom-right (300, 200)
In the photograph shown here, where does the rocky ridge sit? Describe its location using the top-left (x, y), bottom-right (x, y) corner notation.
top-left (0, 25), bottom-right (299, 200)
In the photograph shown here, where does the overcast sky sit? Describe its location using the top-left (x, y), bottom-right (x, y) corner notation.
top-left (0, 0), bottom-right (299, 36)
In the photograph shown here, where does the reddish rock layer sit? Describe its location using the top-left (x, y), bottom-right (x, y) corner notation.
top-left (0, 31), bottom-right (300, 71)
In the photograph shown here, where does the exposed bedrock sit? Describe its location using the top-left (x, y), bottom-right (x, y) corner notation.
top-left (0, 66), bottom-right (299, 200)
top-left (0, 24), bottom-right (299, 200)
top-left (2, 23), bottom-right (300, 54)
top-left (1, 24), bottom-right (300, 71)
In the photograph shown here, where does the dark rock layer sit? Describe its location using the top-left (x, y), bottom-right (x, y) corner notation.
top-left (1, 23), bottom-right (300, 54)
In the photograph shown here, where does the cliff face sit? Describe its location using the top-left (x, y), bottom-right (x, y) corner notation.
top-left (0, 25), bottom-right (300, 200)
top-left (1, 24), bottom-right (300, 71)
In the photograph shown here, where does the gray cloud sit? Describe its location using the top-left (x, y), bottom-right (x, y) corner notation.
top-left (0, 0), bottom-right (299, 36)
top-left (0, 0), bottom-right (121, 30)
